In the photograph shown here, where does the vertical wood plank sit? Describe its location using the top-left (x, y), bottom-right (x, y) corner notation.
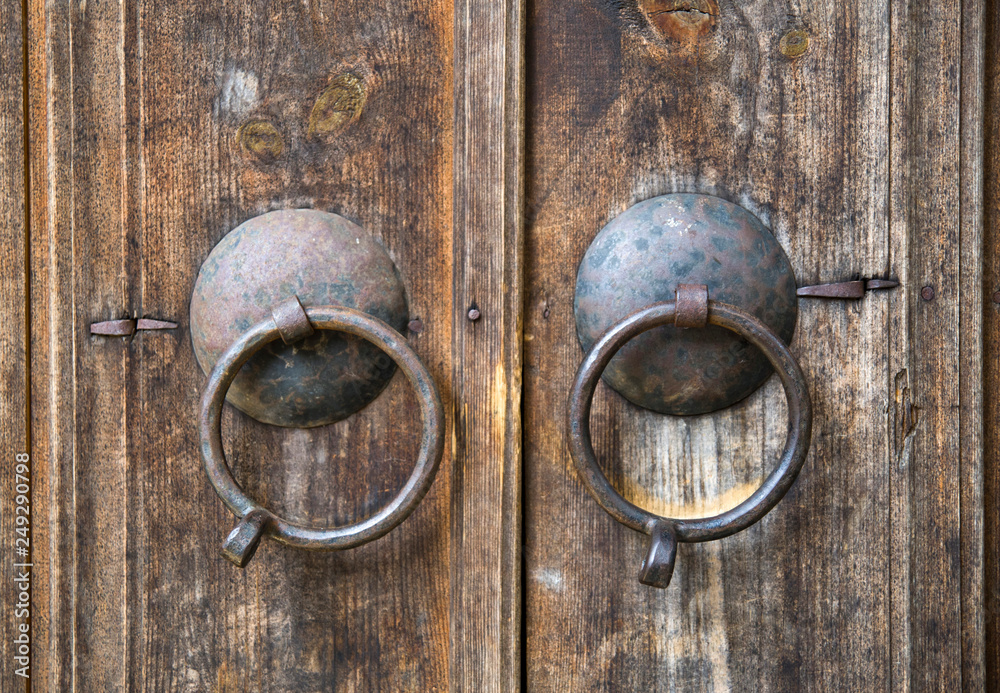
top-left (984, 0), bottom-right (1000, 686)
top-left (450, 0), bottom-right (525, 690)
top-left (525, 0), bottom-right (894, 687)
top-left (0, 0), bottom-right (28, 688)
top-left (887, 0), bottom-right (984, 688)
top-left (30, 0), bottom-right (142, 688)
top-left (959, 0), bottom-right (985, 686)
top-left (26, 0), bottom-right (72, 686)
top-left (25, 0), bottom-right (517, 688)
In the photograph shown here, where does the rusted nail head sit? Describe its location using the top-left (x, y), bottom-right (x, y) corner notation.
top-left (920, 286), bottom-right (935, 301)
top-left (408, 318), bottom-right (424, 333)
top-left (992, 291), bottom-right (1000, 305)
top-left (467, 307), bottom-right (481, 321)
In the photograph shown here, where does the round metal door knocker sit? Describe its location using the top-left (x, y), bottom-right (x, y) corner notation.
top-left (574, 193), bottom-right (798, 415)
top-left (569, 194), bottom-right (813, 588)
top-left (191, 210), bottom-right (444, 567)
top-left (190, 209), bottom-right (410, 428)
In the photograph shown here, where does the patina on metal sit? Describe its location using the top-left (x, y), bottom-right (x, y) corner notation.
top-left (674, 283), bottom-right (709, 328)
top-left (190, 209), bottom-right (409, 427)
top-left (270, 295), bottom-right (315, 343)
top-left (201, 303), bottom-right (445, 567)
top-left (574, 193), bottom-right (798, 415)
top-left (567, 289), bottom-right (812, 588)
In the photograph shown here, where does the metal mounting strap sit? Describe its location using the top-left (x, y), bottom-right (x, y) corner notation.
top-left (271, 295), bottom-right (316, 344)
top-left (675, 283), bottom-right (709, 328)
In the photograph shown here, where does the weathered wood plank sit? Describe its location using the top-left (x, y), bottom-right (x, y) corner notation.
top-left (26, 0), bottom-right (514, 688)
top-left (887, 0), bottom-right (984, 688)
top-left (26, 0), bottom-right (72, 687)
top-left (984, 0), bottom-right (1000, 687)
top-left (0, 0), bottom-right (28, 689)
top-left (525, 1), bottom-right (891, 687)
top-left (524, 0), bottom-right (981, 689)
top-left (958, 0), bottom-right (986, 687)
top-left (449, 0), bottom-right (525, 690)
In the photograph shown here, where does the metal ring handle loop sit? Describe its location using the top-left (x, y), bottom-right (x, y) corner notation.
top-left (567, 300), bottom-right (812, 587)
top-left (200, 304), bottom-right (445, 567)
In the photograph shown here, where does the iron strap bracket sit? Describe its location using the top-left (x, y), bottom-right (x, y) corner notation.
top-left (90, 318), bottom-right (178, 336)
top-left (796, 277), bottom-right (899, 299)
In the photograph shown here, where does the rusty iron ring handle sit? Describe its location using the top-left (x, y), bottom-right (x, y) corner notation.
top-left (567, 296), bottom-right (812, 588)
top-left (200, 301), bottom-right (445, 568)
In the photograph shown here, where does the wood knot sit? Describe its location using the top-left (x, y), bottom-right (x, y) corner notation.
top-left (640, 0), bottom-right (719, 43)
top-left (779, 29), bottom-right (810, 59)
top-left (308, 73), bottom-right (367, 138)
top-left (238, 119), bottom-right (283, 160)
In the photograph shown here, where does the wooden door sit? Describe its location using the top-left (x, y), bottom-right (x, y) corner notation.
top-left (3, 0), bottom-right (1000, 691)
top-left (16, 0), bottom-right (522, 690)
top-left (523, 1), bottom-right (993, 690)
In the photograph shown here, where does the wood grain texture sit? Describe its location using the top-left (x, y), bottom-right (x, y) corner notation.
top-left (449, 0), bottom-right (524, 690)
top-left (21, 0), bottom-right (988, 687)
top-left (27, 0), bottom-right (519, 689)
top-left (985, 0), bottom-right (1000, 686)
top-left (958, 0), bottom-right (985, 685)
top-left (523, 0), bottom-right (983, 689)
top-left (887, 0), bottom-right (984, 688)
top-left (0, 0), bottom-right (28, 689)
